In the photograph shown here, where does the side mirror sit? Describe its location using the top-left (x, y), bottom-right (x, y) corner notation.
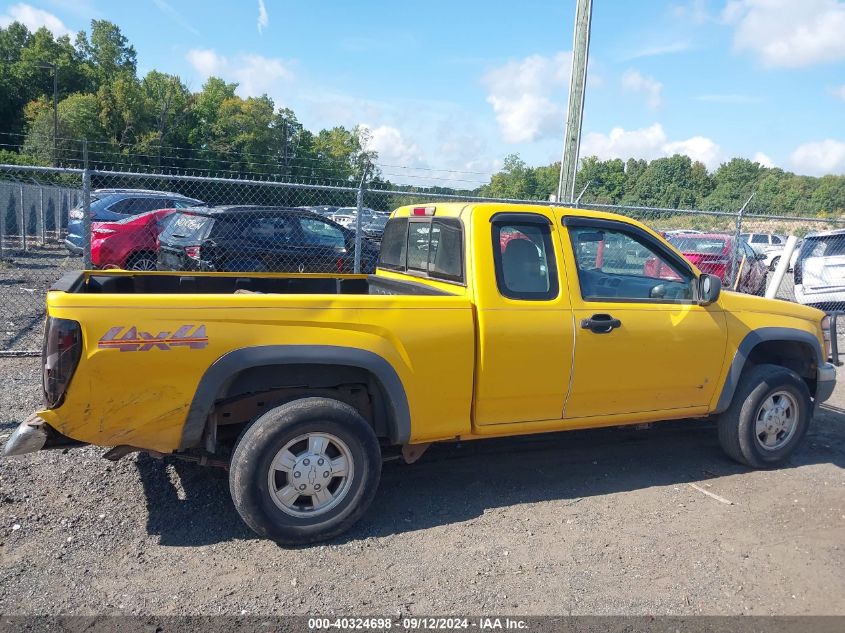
top-left (699, 274), bottom-right (722, 305)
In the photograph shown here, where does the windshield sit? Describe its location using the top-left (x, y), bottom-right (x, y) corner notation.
top-left (668, 236), bottom-right (726, 254)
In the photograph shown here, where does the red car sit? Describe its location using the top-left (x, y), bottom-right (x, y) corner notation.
top-left (91, 208), bottom-right (178, 270)
top-left (650, 233), bottom-right (768, 295)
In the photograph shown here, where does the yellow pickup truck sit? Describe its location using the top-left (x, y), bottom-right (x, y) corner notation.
top-left (4, 202), bottom-right (836, 544)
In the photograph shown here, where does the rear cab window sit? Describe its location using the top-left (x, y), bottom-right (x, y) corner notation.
top-left (378, 216), bottom-right (464, 284)
top-left (491, 217), bottom-right (558, 300)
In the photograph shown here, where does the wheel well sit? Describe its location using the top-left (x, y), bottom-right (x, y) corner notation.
top-left (206, 364), bottom-right (394, 452)
top-left (745, 340), bottom-right (818, 395)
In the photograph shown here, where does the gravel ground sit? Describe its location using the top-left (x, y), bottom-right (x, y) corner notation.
top-left (0, 356), bottom-right (843, 616)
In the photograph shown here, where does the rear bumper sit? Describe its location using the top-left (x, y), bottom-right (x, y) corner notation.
top-left (816, 362), bottom-right (837, 404)
top-left (2, 414), bottom-right (87, 457)
top-left (3, 414), bottom-right (48, 457)
top-left (795, 284), bottom-right (845, 306)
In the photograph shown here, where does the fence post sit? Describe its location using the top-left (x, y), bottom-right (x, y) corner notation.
top-left (353, 161), bottom-right (370, 274)
top-left (19, 183), bottom-right (26, 251)
top-left (39, 187), bottom-right (45, 245)
top-left (0, 183), bottom-right (5, 260)
top-left (729, 192), bottom-right (755, 286)
top-left (82, 139), bottom-right (92, 269)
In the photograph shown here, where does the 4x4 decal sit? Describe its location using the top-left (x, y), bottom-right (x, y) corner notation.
top-left (98, 325), bottom-right (208, 352)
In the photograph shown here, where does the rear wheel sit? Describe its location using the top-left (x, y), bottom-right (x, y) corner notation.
top-left (717, 364), bottom-right (811, 468)
top-left (126, 252), bottom-right (158, 271)
top-left (229, 397), bottom-right (382, 545)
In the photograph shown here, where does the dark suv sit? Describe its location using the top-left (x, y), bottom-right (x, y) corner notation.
top-left (65, 189), bottom-right (204, 254)
top-left (157, 206), bottom-right (380, 274)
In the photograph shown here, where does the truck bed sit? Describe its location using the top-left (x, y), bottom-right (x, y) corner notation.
top-left (51, 271), bottom-right (453, 297)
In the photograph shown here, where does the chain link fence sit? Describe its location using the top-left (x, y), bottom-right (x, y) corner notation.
top-left (2, 161), bottom-right (845, 354)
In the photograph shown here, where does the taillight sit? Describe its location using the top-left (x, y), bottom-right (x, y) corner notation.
top-left (185, 246), bottom-right (201, 260)
top-left (42, 317), bottom-right (82, 408)
top-left (337, 257), bottom-right (345, 272)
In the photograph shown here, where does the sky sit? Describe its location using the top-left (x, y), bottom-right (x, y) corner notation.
top-left (1, 0), bottom-right (845, 187)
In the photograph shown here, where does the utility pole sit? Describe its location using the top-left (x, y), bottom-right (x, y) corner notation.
top-left (556, 0), bottom-right (593, 204)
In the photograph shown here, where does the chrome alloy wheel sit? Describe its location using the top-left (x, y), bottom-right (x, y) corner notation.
top-left (267, 432), bottom-right (354, 517)
top-left (755, 390), bottom-right (799, 451)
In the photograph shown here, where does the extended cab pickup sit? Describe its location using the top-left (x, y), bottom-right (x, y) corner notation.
top-left (4, 203), bottom-right (837, 544)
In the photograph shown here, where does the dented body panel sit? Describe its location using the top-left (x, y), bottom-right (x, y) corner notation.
top-left (19, 203), bottom-right (835, 457)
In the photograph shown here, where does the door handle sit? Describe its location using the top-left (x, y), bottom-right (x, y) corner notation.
top-left (581, 314), bottom-right (622, 334)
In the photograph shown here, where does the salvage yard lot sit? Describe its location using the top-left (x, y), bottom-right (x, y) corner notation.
top-left (0, 357), bottom-right (843, 615)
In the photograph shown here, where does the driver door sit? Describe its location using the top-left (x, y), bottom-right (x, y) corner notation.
top-left (561, 217), bottom-right (728, 419)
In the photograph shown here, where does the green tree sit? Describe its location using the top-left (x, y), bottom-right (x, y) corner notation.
top-left (575, 157), bottom-right (626, 204)
top-left (703, 158), bottom-right (762, 211)
top-left (23, 92), bottom-right (108, 162)
top-left (75, 20), bottom-right (136, 86)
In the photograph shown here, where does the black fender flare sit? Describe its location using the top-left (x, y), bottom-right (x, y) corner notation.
top-left (179, 345), bottom-right (411, 448)
top-left (713, 327), bottom-right (823, 414)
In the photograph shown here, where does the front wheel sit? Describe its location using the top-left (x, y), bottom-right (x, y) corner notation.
top-left (229, 397), bottom-right (382, 545)
top-left (717, 364), bottom-right (811, 468)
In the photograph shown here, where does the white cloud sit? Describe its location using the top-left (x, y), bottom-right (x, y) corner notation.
top-left (663, 136), bottom-right (721, 168)
top-left (752, 152), bottom-right (775, 168)
top-left (621, 70), bottom-right (663, 109)
top-left (187, 49), bottom-right (293, 99)
top-left (581, 123), bottom-right (722, 169)
top-left (0, 3), bottom-right (70, 36)
top-left (624, 41), bottom-right (691, 60)
top-left (672, 0), bottom-right (712, 23)
top-left (723, 0), bottom-right (845, 68)
top-left (790, 140), bottom-right (845, 176)
top-left (257, 0), bottom-right (269, 34)
top-left (362, 125), bottom-right (427, 168)
top-left (833, 85), bottom-right (845, 102)
top-left (482, 52), bottom-right (571, 144)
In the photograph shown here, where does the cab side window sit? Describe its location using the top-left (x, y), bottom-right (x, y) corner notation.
top-left (492, 219), bottom-right (558, 300)
top-left (568, 224), bottom-right (694, 302)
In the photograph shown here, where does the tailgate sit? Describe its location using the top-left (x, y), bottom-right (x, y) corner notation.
top-left (803, 255), bottom-right (845, 290)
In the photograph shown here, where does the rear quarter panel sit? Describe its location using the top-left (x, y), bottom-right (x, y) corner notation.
top-left (39, 291), bottom-right (475, 452)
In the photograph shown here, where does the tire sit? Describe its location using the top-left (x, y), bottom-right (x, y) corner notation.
top-left (126, 252), bottom-right (158, 271)
top-left (769, 256), bottom-right (780, 271)
top-left (717, 364), bottom-right (811, 468)
top-left (229, 397), bottom-right (382, 545)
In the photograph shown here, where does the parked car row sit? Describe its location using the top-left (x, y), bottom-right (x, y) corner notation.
top-left (64, 190), bottom-right (383, 273)
top-left (65, 192), bottom-right (845, 311)
top-left (157, 206), bottom-right (380, 274)
top-left (666, 228), bottom-right (845, 310)
top-left (297, 205), bottom-right (391, 242)
top-left (658, 232), bottom-right (769, 296)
